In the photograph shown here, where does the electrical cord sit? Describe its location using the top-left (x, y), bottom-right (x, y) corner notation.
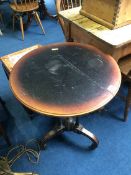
top-left (0, 139), bottom-right (40, 175)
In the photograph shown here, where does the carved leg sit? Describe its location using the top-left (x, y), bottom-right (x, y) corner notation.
top-left (74, 123), bottom-right (99, 149)
top-left (39, 122), bottom-right (65, 149)
top-left (39, 118), bottom-right (99, 150)
top-left (124, 83), bottom-right (131, 121)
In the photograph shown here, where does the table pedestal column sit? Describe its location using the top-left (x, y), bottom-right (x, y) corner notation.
top-left (39, 117), bottom-right (99, 150)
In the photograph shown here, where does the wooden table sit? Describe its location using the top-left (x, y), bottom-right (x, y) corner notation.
top-left (59, 7), bottom-right (131, 62)
top-left (1, 45), bottom-right (42, 77)
top-left (9, 42), bottom-right (121, 149)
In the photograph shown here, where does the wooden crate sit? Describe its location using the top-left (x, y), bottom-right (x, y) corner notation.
top-left (80, 0), bottom-right (131, 29)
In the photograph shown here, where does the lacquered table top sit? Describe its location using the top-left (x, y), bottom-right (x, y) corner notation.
top-left (9, 42), bottom-right (121, 117)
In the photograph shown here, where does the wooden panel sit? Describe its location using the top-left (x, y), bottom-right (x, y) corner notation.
top-left (74, 19), bottom-right (131, 46)
top-left (80, 0), bottom-right (131, 29)
top-left (71, 22), bottom-right (131, 61)
top-left (117, 0), bottom-right (131, 26)
top-left (81, 0), bottom-right (116, 23)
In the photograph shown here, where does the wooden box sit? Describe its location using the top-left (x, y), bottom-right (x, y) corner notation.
top-left (80, 0), bottom-right (131, 29)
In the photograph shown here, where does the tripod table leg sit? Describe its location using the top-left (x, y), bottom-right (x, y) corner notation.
top-left (39, 124), bottom-right (65, 149)
top-left (74, 124), bottom-right (99, 149)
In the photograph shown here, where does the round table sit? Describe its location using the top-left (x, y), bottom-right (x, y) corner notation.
top-left (9, 42), bottom-right (121, 149)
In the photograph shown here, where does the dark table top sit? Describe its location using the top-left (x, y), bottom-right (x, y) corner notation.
top-left (9, 42), bottom-right (121, 117)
